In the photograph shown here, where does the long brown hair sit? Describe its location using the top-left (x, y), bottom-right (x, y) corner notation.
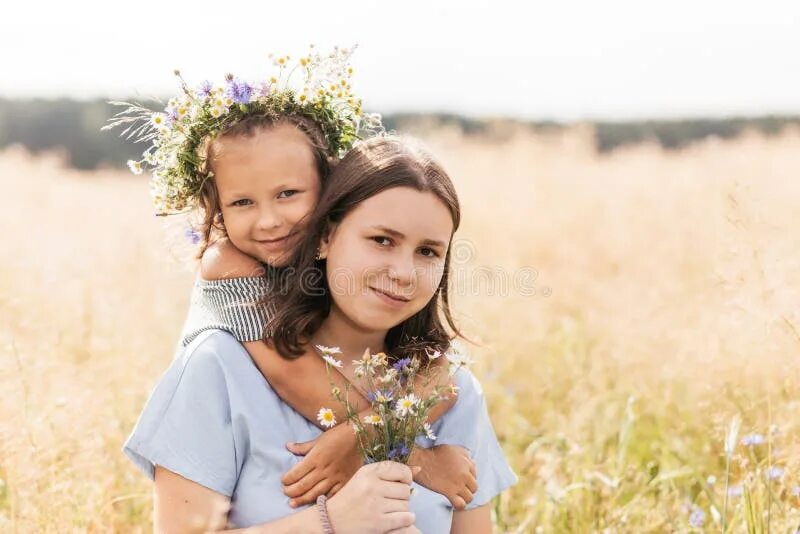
top-left (195, 113), bottom-right (334, 258)
top-left (268, 135), bottom-right (462, 360)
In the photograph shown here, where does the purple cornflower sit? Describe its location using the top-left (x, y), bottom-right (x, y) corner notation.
top-left (741, 433), bottom-right (765, 447)
top-left (387, 443), bottom-right (409, 460)
top-left (767, 466), bottom-right (784, 480)
top-left (688, 506), bottom-right (705, 528)
top-left (184, 227), bottom-right (201, 245)
top-left (392, 357), bottom-right (412, 373)
top-left (226, 78), bottom-right (253, 104)
top-left (727, 485), bottom-right (743, 497)
top-left (367, 389), bottom-right (394, 403)
top-left (196, 80), bottom-right (213, 98)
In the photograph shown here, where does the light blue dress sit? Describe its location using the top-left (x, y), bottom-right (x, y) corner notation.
top-left (124, 329), bottom-right (517, 532)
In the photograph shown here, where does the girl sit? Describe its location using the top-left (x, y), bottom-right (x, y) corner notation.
top-left (124, 136), bottom-right (517, 532)
top-left (116, 47), bottom-right (478, 513)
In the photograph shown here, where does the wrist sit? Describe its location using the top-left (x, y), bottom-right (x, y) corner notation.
top-left (325, 493), bottom-right (343, 532)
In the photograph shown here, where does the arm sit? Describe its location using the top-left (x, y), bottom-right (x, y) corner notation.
top-left (450, 505), bottom-right (493, 534)
top-left (200, 238), bottom-right (265, 280)
top-left (154, 466), bottom-right (324, 534)
top-left (252, 344), bottom-right (474, 509)
top-left (249, 342), bottom-right (457, 429)
top-left (154, 463), bottom-right (417, 534)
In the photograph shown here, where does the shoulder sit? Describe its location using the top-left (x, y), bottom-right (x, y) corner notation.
top-left (200, 238), bottom-right (265, 281)
top-left (177, 330), bottom-right (251, 384)
top-left (451, 367), bottom-right (485, 407)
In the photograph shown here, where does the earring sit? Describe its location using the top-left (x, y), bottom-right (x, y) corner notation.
top-left (315, 247), bottom-right (322, 260)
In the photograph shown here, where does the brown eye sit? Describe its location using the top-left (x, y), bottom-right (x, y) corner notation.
top-left (231, 199), bottom-right (253, 207)
top-left (277, 190), bottom-right (300, 199)
top-left (371, 236), bottom-right (392, 247)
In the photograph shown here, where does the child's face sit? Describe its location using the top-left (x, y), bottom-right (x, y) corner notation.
top-left (320, 186), bottom-right (453, 333)
top-left (213, 123), bottom-right (321, 266)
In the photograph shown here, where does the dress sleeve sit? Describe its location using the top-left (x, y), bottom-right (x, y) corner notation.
top-left (123, 331), bottom-right (246, 496)
top-left (181, 276), bottom-right (274, 346)
top-left (432, 367), bottom-right (518, 509)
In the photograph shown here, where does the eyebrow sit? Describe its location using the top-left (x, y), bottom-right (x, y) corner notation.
top-left (369, 225), bottom-right (448, 248)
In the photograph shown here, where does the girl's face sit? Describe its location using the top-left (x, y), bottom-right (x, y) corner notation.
top-left (213, 123), bottom-right (320, 266)
top-left (320, 186), bottom-right (454, 333)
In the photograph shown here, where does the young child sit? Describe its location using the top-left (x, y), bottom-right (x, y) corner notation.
top-left (115, 47), bottom-right (478, 509)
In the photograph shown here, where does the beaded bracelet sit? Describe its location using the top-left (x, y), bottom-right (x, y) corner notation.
top-left (316, 495), bottom-right (335, 534)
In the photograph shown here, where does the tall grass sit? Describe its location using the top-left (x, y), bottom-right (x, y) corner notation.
top-left (1, 123), bottom-right (799, 532)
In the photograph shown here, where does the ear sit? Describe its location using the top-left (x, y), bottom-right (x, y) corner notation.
top-left (317, 221), bottom-right (339, 260)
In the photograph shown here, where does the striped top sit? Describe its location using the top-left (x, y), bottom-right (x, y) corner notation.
top-left (180, 276), bottom-right (273, 346)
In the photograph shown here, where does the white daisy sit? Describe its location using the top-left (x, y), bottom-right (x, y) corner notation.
top-left (127, 160), bottom-right (143, 175)
top-left (426, 348), bottom-right (442, 360)
top-left (317, 407), bottom-right (336, 428)
top-left (379, 368), bottom-right (398, 384)
top-left (422, 422), bottom-right (437, 441)
top-left (363, 414), bottom-right (383, 426)
top-left (395, 394), bottom-right (420, 417)
top-left (150, 113), bottom-right (168, 128)
top-left (321, 354), bottom-right (343, 368)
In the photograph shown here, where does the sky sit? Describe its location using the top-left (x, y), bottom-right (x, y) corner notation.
top-left (1, 0), bottom-right (799, 121)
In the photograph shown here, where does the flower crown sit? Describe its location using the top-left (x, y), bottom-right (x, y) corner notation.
top-left (104, 45), bottom-right (383, 215)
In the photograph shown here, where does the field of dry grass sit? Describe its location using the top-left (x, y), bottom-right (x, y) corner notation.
top-left (1, 124), bottom-right (799, 532)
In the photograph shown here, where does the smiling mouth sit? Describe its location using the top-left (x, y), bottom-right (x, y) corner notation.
top-left (370, 287), bottom-right (411, 303)
top-left (256, 232), bottom-right (295, 245)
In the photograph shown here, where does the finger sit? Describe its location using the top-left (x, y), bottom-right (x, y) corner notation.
top-left (468, 458), bottom-right (477, 478)
top-left (381, 480), bottom-right (413, 501)
top-left (288, 478), bottom-right (333, 508)
top-left (466, 472), bottom-right (478, 494)
top-left (380, 495), bottom-right (412, 513)
top-left (284, 469), bottom-right (324, 499)
top-left (381, 511), bottom-right (415, 531)
top-left (281, 457), bottom-right (316, 486)
top-left (450, 495), bottom-right (467, 510)
top-left (374, 461), bottom-right (414, 484)
top-left (285, 437), bottom-right (318, 456)
top-left (387, 529), bottom-right (421, 534)
top-left (458, 486), bottom-right (474, 506)
top-left (327, 482), bottom-right (343, 497)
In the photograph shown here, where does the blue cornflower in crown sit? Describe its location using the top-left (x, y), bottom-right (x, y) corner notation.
top-left (103, 45), bottom-right (384, 216)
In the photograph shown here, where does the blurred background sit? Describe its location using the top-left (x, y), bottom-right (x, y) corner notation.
top-left (1, 1), bottom-right (799, 531)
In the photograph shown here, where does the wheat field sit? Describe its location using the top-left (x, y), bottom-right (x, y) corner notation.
top-left (1, 124), bottom-right (799, 532)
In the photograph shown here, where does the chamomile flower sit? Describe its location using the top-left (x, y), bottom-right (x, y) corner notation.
top-left (363, 414), bottom-right (383, 426)
top-left (395, 394), bottom-right (420, 417)
top-left (210, 106), bottom-right (224, 118)
top-left (379, 368), bottom-right (398, 384)
top-left (426, 348), bottom-right (442, 360)
top-left (127, 160), bottom-right (143, 175)
top-left (317, 408), bottom-right (336, 428)
top-left (150, 113), bottom-right (168, 128)
top-left (316, 345), bottom-right (342, 355)
top-left (321, 354), bottom-right (343, 368)
top-left (422, 422), bottom-right (436, 440)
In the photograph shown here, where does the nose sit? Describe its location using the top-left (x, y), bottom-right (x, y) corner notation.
top-left (387, 251), bottom-right (418, 289)
top-left (255, 205), bottom-right (282, 231)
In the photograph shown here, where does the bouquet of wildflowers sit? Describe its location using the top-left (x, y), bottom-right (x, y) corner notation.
top-left (314, 344), bottom-right (472, 464)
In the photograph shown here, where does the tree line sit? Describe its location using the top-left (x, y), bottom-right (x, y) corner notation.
top-left (0, 98), bottom-right (797, 170)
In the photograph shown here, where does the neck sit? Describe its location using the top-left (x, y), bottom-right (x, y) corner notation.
top-left (312, 305), bottom-right (388, 361)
